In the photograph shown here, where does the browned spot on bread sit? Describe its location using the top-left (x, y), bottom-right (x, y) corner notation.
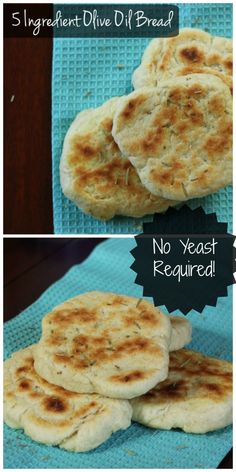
top-left (16, 366), bottom-right (30, 374)
top-left (93, 336), bottom-right (109, 346)
top-left (206, 53), bottom-right (221, 66)
top-left (121, 95), bottom-right (146, 119)
top-left (74, 359), bottom-right (90, 369)
top-left (123, 315), bottom-right (139, 328)
top-left (69, 137), bottom-right (101, 166)
top-left (179, 46), bottom-right (204, 64)
top-left (110, 370), bottom-right (147, 383)
top-left (178, 66), bottom-right (206, 76)
top-left (156, 380), bottom-right (188, 400)
top-left (110, 140), bottom-right (120, 152)
top-left (5, 391), bottom-right (14, 399)
top-left (76, 142), bottom-right (98, 158)
top-left (43, 396), bottom-right (67, 413)
top-left (143, 380), bottom-right (188, 403)
top-left (82, 335), bottom-right (161, 364)
top-left (18, 380), bottom-right (31, 390)
top-left (168, 87), bottom-right (183, 102)
top-left (110, 295), bottom-right (128, 305)
top-left (183, 365), bottom-right (232, 384)
top-left (140, 310), bottom-right (159, 325)
top-left (207, 95), bottom-right (225, 115)
top-left (116, 337), bottom-right (159, 356)
top-left (159, 349), bottom-right (233, 402)
top-left (105, 133), bottom-right (112, 143)
top-left (141, 126), bottom-right (166, 154)
top-left (25, 357), bottom-right (34, 364)
top-left (75, 308), bottom-right (96, 323)
top-left (75, 158), bottom-right (138, 192)
top-left (169, 85), bottom-right (206, 107)
top-left (50, 310), bottom-right (72, 325)
top-left (72, 335), bottom-right (89, 350)
top-left (204, 123), bottom-right (232, 155)
top-left (187, 85), bottom-right (205, 96)
top-left (51, 308), bottom-right (96, 326)
top-left (74, 401), bottom-right (98, 419)
top-left (46, 334), bottom-right (65, 347)
top-left (223, 59), bottom-right (232, 71)
top-left (175, 121), bottom-right (188, 134)
top-left (29, 392), bottom-right (43, 399)
top-left (203, 383), bottom-right (224, 396)
top-left (102, 118), bottom-right (113, 132)
top-left (31, 415), bottom-right (70, 428)
top-left (50, 383), bottom-right (76, 397)
top-left (93, 342), bottom-right (123, 362)
top-left (54, 354), bottom-right (72, 364)
top-left (151, 159), bottom-right (185, 186)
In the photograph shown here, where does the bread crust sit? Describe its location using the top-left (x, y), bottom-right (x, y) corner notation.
top-left (4, 345), bottom-right (132, 452)
top-left (60, 97), bottom-right (176, 220)
top-left (33, 292), bottom-right (171, 399)
top-left (112, 75), bottom-right (232, 201)
top-left (131, 348), bottom-right (232, 433)
top-left (132, 28), bottom-right (232, 93)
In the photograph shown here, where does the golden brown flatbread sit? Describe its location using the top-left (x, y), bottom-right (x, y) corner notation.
top-left (4, 345), bottom-right (132, 452)
top-left (132, 28), bottom-right (232, 93)
top-left (60, 97), bottom-right (176, 220)
top-left (131, 349), bottom-right (232, 433)
top-left (33, 292), bottom-right (172, 399)
top-left (112, 75), bottom-right (232, 201)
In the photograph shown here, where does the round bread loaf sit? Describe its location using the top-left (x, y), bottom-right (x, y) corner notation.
top-left (4, 345), bottom-right (132, 452)
top-left (132, 28), bottom-right (232, 93)
top-left (60, 97), bottom-right (176, 220)
top-left (33, 292), bottom-right (171, 399)
top-left (131, 349), bottom-right (232, 433)
top-left (112, 74), bottom-right (232, 201)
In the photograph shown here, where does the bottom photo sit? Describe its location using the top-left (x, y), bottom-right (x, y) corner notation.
top-left (4, 237), bottom-right (232, 469)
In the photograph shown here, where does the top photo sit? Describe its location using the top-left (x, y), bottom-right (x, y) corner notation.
top-left (4, 3), bottom-right (232, 235)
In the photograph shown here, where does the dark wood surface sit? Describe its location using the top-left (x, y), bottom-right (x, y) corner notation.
top-left (3, 238), bottom-right (232, 468)
top-left (4, 37), bottom-right (53, 234)
top-left (4, 238), bottom-right (105, 320)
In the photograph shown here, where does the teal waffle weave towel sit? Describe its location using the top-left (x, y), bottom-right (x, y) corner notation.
top-left (52, 3), bottom-right (232, 234)
top-left (4, 238), bottom-right (232, 468)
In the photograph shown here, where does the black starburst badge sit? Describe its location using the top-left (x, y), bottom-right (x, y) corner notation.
top-left (131, 206), bottom-right (236, 314)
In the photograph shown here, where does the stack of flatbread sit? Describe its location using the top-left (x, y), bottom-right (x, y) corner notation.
top-left (4, 291), bottom-right (232, 452)
top-left (60, 28), bottom-right (232, 220)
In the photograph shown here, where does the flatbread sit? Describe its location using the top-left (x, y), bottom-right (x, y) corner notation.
top-left (131, 349), bottom-right (232, 433)
top-left (169, 316), bottom-right (192, 352)
top-left (60, 97), bottom-right (176, 220)
top-left (4, 345), bottom-right (132, 452)
top-left (33, 292), bottom-right (171, 399)
top-left (112, 74), bottom-right (232, 201)
top-left (132, 28), bottom-right (232, 93)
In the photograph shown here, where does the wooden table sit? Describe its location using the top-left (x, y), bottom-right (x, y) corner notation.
top-left (4, 37), bottom-right (53, 234)
top-left (4, 238), bottom-right (106, 318)
top-left (4, 238), bottom-right (232, 468)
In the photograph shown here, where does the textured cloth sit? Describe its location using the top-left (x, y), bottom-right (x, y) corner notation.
top-left (4, 238), bottom-right (232, 468)
top-left (52, 3), bottom-right (232, 234)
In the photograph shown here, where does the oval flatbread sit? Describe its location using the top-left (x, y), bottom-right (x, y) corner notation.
top-left (4, 345), bottom-right (132, 452)
top-left (60, 97), bottom-right (176, 220)
top-left (112, 74), bottom-right (232, 201)
top-left (131, 349), bottom-right (232, 433)
top-left (132, 28), bottom-right (232, 93)
top-left (34, 292), bottom-right (171, 399)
